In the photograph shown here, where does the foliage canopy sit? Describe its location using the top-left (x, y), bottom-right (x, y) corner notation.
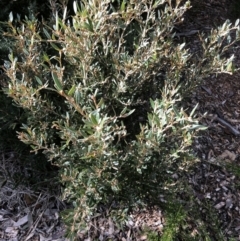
top-left (2, 0), bottom-right (240, 238)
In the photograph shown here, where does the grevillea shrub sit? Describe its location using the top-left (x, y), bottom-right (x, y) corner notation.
top-left (3, 0), bottom-right (240, 238)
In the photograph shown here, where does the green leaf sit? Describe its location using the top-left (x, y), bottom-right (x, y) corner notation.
top-left (226, 61), bottom-right (233, 72)
top-left (43, 28), bottom-right (51, 39)
top-left (87, 18), bottom-right (94, 32)
top-left (121, 1), bottom-right (126, 12)
top-left (148, 113), bottom-right (153, 126)
top-left (8, 52), bottom-right (14, 62)
top-left (50, 42), bottom-right (61, 51)
top-left (74, 90), bottom-right (81, 103)
top-left (97, 98), bottom-right (104, 107)
top-left (35, 76), bottom-right (43, 85)
top-left (150, 98), bottom-right (155, 110)
top-left (172, 105), bottom-right (180, 118)
top-left (221, 21), bottom-right (227, 31)
top-left (153, 0), bottom-right (166, 8)
top-left (120, 107), bottom-right (128, 116)
top-left (67, 85), bottom-right (76, 96)
top-left (42, 52), bottom-right (50, 62)
top-left (52, 72), bottom-right (63, 91)
top-left (121, 109), bottom-right (135, 118)
top-left (186, 124), bottom-right (208, 131)
top-left (90, 113), bottom-right (98, 125)
top-left (95, 19), bottom-right (103, 31)
top-left (83, 21), bottom-right (93, 32)
top-left (190, 103), bottom-right (198, 117)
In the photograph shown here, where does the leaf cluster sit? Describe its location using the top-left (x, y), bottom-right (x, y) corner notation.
top-left (2, 0), bottom-right (240, 238)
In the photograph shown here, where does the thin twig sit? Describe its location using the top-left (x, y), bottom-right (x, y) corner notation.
top-left (215, 116), bottom-right (240, 136)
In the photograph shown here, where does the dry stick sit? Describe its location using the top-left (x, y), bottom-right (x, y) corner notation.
top-left (200, 86), bottom-right (240, 136)
top-left (215, 116), bottom-right (240, 136)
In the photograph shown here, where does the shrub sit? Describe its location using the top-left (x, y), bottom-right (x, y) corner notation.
top-left (2, 0), bottom-right (240, 238)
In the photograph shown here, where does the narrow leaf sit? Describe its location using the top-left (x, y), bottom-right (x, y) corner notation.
top-left (63, 7), bottom-right (67, 21)
top-left (87, 18), bottom-right (94, 32)
top-left (235, 19), bottom-right (239, 27)
top-left (8, 52), bottom-right (14, 62)
top-left (52, 72), bottom-right (63, 91)
top-left (189, 124), bottom-right (208, 131)
top-left (43, 28), bottom-right (51, 39)
top-left (150, 98), bottom-right (155, 110)
top-left (74, 90), bottom-right (81, 103)
top-left (9, 12), bottom-right (13, 22)
top-left (42, 52), bottom-right (50, 62)
top-left (190, 103), bottom-right (198, 117)
top-left (121, 1), bottom-right (126, 12)
top-left (121, 109), bottom-right (135, 118)
top-left (120, 107), bottom-right (127, 116)
top-left (226, 61), bottom-right (232, 72)
top-left (179, 42), bottom-right (185, 50)
top-left (55, 11), bottom-right (59, 31)
top-left (90, 114), bottom-right (98, 125)
top-left (35, 76), bottom-right (43, 85)
top-left (73, 1), bottom-right (78, 14)
top-left (97, 98), bottom-right (104, 107)
top-left (50, 42), bottom-right (60, 51)
top-left (67, 85), bottom-right (76, 96)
